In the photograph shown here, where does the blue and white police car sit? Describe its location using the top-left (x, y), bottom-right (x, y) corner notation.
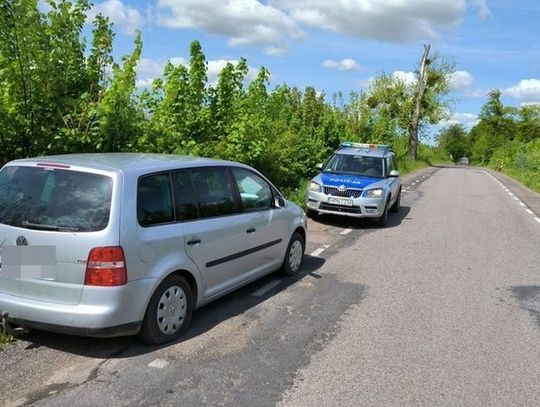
top-left (306, 142), bottom-right (401, 226)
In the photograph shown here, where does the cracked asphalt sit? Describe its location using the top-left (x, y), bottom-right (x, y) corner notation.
top-left (1, 166), bottom-right (539, 406)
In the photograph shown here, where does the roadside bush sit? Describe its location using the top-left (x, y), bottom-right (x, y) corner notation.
top-left (489, 139), bottom-right (540, 193)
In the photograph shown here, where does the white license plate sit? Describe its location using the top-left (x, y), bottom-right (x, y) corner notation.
top-left (328, 197), bottom-right (353, 206)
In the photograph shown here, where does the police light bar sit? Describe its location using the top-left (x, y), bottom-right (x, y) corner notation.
top-left (340, 142), bottom-right (391, 151)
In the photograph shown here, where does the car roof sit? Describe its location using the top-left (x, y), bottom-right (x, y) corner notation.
top-left (335, 147), bottom-right (391, 158)
top-left (7, 153), bottom-right (244, 174)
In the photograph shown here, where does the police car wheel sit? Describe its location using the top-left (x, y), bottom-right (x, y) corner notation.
top-left (390, 188), bottom-right (401, 213)
top-left (376, 200), bottom-right (389, 227)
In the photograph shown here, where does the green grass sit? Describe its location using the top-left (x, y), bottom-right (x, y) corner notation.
top-left (283, 179), bottom-right (310, 208)
top-left (496, 168), bottom-right (540, 194)
top-left (0, 328), bottom-right (14, 350)
top-left (398, 158), bottom-right (432, 175)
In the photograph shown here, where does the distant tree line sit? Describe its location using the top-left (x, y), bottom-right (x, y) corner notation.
top-left (437, 90), bottom-right (540, 192)
top-left (0, 0), bottom-right (454, 193)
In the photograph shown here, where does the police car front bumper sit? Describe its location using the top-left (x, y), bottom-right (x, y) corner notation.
top-left (306, 190), bottom-right (386, 218)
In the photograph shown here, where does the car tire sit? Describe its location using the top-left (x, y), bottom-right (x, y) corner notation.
top-left (138, 275), bottom-right (193, 345)
top-left (280, 232), bottom-right (305, 276)
top-left (389, 187), bottom-right (401, 213)
top-left (376, 199), bottom-right (389, 227)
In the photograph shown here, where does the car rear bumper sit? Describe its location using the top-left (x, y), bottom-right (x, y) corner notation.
top-left (306, 191), bottom-right (386, 218)
top-left (0, 278), bottom-right (157, 337)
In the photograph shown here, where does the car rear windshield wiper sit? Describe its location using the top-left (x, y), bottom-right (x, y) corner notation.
top-left (21, 220), bottom-right (80, 232)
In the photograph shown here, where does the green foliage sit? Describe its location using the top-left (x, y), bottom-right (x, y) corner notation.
top-left (0, 1), bottom-right (451, 198)
top-left (469, 90), bottom-right (518, 164)
top-left (432, 89), bottom-right (540, 192)
top-left (437, 124), bottom-right (470, 163)
top-left (0, 327), bottom-right (13, 350)
top-left (489, 139), bottom-right (540, 193)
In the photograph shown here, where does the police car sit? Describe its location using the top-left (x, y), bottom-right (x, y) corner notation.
top-left (306, 142), bottom-right (401, 226)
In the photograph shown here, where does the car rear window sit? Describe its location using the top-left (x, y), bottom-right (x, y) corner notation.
top-left (0, 165), bottom-right (113, 232)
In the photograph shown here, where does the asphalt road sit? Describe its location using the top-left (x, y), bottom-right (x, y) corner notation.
top-left (1, 167), bottom-right (540, 406)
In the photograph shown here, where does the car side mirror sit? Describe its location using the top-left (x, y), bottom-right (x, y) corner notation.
top-left (389, 170), bottom-right (400, 177)
top-left (316, 163), bottom-right (323, 170)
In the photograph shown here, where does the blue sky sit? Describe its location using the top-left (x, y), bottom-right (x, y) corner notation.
top-left (85, 0), bottom-right (540, 132)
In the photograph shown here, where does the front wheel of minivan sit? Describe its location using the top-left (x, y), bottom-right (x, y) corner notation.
top-left (138, 275), bottom-right (193, 345)
top-left (280, 232), bottom-right (305, 276)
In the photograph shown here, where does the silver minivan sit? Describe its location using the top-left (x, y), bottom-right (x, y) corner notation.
top-left (0, 154), bottom-right (307, 344)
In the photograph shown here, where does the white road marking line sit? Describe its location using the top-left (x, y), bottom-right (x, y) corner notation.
top-left (310, 245), bottom-right (330, 257)
top-left (340, 228), bottom-right (352, 235)
top-left (486, 171), bottom-right (538, 223)
top-left (148, 359), bottom-right (169, 369)
top-left (252, 279), bottom-right (281, 297)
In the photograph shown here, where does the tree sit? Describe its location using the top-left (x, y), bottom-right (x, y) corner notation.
top-left (408, 44), bottom-right (431, 160)
top-left (469, 89), bottom-right (517, 163)
top-left (437, 124), bottom-right (469, 163)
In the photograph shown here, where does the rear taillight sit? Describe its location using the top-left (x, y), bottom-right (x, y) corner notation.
top-left (85, 246), bottom-right (127, 286)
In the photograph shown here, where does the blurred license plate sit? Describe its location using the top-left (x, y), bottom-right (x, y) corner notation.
top-left (328, 197), bottom-right (353, 206)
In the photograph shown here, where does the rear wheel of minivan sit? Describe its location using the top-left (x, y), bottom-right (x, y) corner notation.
top-left (138, 275), bottom-right (193, 345)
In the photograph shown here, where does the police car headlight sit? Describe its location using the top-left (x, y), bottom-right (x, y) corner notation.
top-left (308, 181), bottom-right (322, 192)
top-left (364, 188), bottom-right (383, 198)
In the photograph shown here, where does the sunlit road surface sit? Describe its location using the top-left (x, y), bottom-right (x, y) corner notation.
top-left (1, 167), bottom-right (540, 406)
top-left (282, 167), bottom-right (540, 406)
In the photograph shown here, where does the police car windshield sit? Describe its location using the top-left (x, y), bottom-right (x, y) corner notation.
top-left (323, 154), bottom-right (384, 178)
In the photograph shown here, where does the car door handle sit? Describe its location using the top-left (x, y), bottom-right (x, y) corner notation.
top-left (246, 227), bottom-right (256, 234)
top-left (187, 238), bottom-right (201, 246)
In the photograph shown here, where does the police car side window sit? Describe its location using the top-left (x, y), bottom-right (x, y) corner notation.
top-left (386, 155), bottom-right (398, 174)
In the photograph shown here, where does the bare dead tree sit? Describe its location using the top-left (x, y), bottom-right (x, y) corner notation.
top-left (408, 44), bottom-right (431, 160)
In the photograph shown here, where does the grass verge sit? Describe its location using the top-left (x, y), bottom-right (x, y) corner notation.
top-left (0, 327), bottom-right (14, 351)
top-left (497, 168), bottom-right (540, 195)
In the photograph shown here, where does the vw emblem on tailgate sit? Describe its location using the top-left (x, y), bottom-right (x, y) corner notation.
top-left (16, 235), bottom-right (28, 246)
top-left (338, 185), bottom-right (347, 192)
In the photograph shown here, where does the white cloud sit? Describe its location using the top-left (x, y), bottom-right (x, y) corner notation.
top-left (156, 0), bottom-right (303, 55)
top-left (136, 57), bottom-right (186, 88)
top-left (449, 70), bottom-right (473, 91)
top-left (136, 57), bottom-right (257, 88)
top-left (272, 0), bottom-right (467, 42)
top-left (440, 112), bottom-right (478, 128)
top-left (392, 71), bottom-right (418, 86)
top-left (88, 0), bottom-right (144, 34)
top-left (322, 58), bottom-right (361, 71)
top-left (505, 79), bottom-right (540, 103)
top-left (207, 59), bottom-right (259, 84)
top-left (470, 0), bottom-right (490, 19)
